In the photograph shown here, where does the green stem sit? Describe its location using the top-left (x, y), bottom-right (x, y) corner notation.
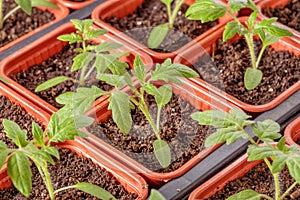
top-left (260, 194), bottom-right (274, 200)
top-left (244, 33), bottom-right (257, 69)
top-left (169, 0), bottom-right (184, 29)
top-left (280, 182), bottom-right (299, 200)
top-left (264, 158), bottom-right (280, 200)
top-left (84, 64), bottom-right (95, 80)
top-left (0, 0), bottom-right (3, 29)
top-left (54, 185), bottom-right (77, 195)
top-left (3, 5), bottom-right (21, 25)
top-left (40, 163), bottom-right (55, 200)
top-left (156, 106), bottom-right (162, 131)
top-left (255, 44), bottom-right (267, 69)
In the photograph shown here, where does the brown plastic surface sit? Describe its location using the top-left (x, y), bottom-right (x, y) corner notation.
top-left (0, 139), bottom-right (148, 199)
top-left (284, 116), bottom-right (300, 148)
top-left (91, 0), bottom-right (232, 62)
top-left (174, 17), bottom-right (300, 113)
top-left (56, 0), bottom-right (95, 10)
top-left (257, 0), bottom-right (300, 42)
top-left (84, 77), bottom-right (236, 186)
top-left (0, 22), bottom-right (153, 115)
top-left (0, 3), bottom-right (69, 53)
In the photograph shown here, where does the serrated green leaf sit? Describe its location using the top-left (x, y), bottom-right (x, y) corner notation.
top-left (247, 144), bottom-right (279, 161)
top-left (230, 108), bottom-right (251, 120)
top-left (32, 122), bottom-right (45, 147)
top-left (47, 113), bottom-right (59, 139)
top-left (29, 145), bottom-right (55, 165)
top-left (149, 189), bottom-right (166, 200)
top-left (31, 0), bottom-right (58, 8)
top-left (277, 137), bottom-right (287, 151)
top-left (204, 127), bottom-right (237, 147)
top-left (93, 54), bottom-right (109, 74)
top-left (35, 76), bottom-right (72, 92)
top-left (260, 34), bottom-right (280, 47)
top-left (74, 115), bottom-right (94, 128)
top-left (227, 189), bottom-right (262, 200)
top-left (85, 29), bottom-right (107, 40)
top-left (0, 141), bottom-right (7, 150)
top-left (0, 142), bottom-right (9, 170)
top-left (271, 155), bottom-right (287, 174)
top-left (148, 24), bottom-right (169, 49)
top-left (3, 119), bottom-right (28, 148)
top-left (71, 19), bottom-right (93, 34)
top-left (186, 0), bottom-right (226, 22)
top-left (16, 0), bottom-right (32, 15)
top-left (141, 83), bottom-right (160, 97)
top-left (95, 54), bottom-right (128, 76)
top-left (246, 11), bottom-right (258, 29)
top-left (72, 52), bottom-right (94, 71)
top-left (191, 110), bottom-right (230, 128)
top-left (43, 146), bottom-right (59, 159)
top-left (228, 0), bottom-right (248, 12)
top-left (170, 63), bottom-right (199, 78)
top-left (8, 152), bottom-right (32, 197)
top-left (73, 182), bottom-right (116, 200)
top-left (107, 59), bottom-right (129, 76)
top-left (286, 148), bottom-right (300, 183)
top-left (155, 84), bottom-right (172, 107)
top-left (108, 91), bottom-right (132, 134)
top-left (94, 42), bottom-right (122, 53)
top-left (223, 22), bottom-right (241, 41)
top-left (57, 33), bottom-right (82, 44)
top-left (97, 73), bottom-right (127, 88)
top-left (244, 68), bottom-right (262, 90)
top-left (55, 92), bottom-right (74, 105)
top-left (252, 119), bottom-right (281, 142)
top-left (266, 25), bottom-right (294, 37)
top-left (132, 55), bottom-right (146, 82)
top-left (153, 139), bottom-right (171, 168)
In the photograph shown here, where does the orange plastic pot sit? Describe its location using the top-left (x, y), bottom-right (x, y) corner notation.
top-left (284, 116), bottom-right (300, 148)
top-left (56, 0), bottom-right (95, 10)
top-left (0, 3), bottom-right (69, 53)
top-left (0, 81), bottom-right (50, 128)
top-left (257, 0), bottom-right (300, 42)
top-left (0, 139), bottom-right (148, 199)
top-left (188, 152), bottom-right (263, 199)
top-left (91, 0), bottom-right (232, 62)
top-left (0, 22), bottom-right (153, 115)
top-left (84, 77), bottom-right (236, 187)
top-left (174, 17), bottom-right (300, 114)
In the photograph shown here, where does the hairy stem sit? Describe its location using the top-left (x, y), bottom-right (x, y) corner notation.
top-left (169, 0), bottom-right (184, 29)
top-left (54, 185), bottom-right (77, 195)
top-left (244, 33), bottom-right (257, 69)
top-left (255, 44), bottom-right (267, 68)
top-left (280, 182), bottom-right (299, 200)
top-left (263, 158), bottom-right (281, 200)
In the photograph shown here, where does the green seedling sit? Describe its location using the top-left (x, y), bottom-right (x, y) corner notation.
top-left (186, 0), bottom-right (293, 90)
top-left (149, 189), bottom-right (166, 200)
top-left (0, 0), bottom-right (57, 29)
top-left (35, 19), bottom-right (129, 92)
top-left (0, 111), bottom-right (116, 200)
top-left (57, 56), bottom-right (199, 168)
top-left (192, 108), bottom-right (300, 199)
top-left (148, 0), bottom-right (184, 49)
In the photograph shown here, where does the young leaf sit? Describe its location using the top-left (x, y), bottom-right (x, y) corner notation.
top-left (108, 91), bottom-right (133, 134)
top-left (31, 0), bottom-right (58, 8)
top-left (43, 146), bottom-right (59, 159)
top-left (3, 119), bottom-right (28, 148)
top-left (185, 0), bottom-right (226, 22)
top-left (8, 152), bottom-right (32, 197)
top-left (244, 68), bottom-right (262, 90)
top-left (132, 55), bottom-right (146, 83)
top-left (71, 19), bottom-right (93, 34)
top-left (247, 144), bottom-right (279, 161)
top-left (227, 189), bottom-right (262, 200)
top-left (35, 76), bottom-right (72, 92)
top-left (85, 29), bottom-right (107, 41)
top-left (15, 0), bottom-right (32, 15)
top-left (149, 189), bottom-right (166, 200)
top-left (148, 24), bottom-right (169, 49)
top-left (32, 122), bottom-right (45, 147)
top-left (0, 141), bottom-right (9, 170)
top-left (286, 146), bottom-right (300, 183)
top-left (141, 83), bottom-right (161, 97)
top-left (252, 119), bottom-right (281, 142)
top-left (94, 42), bottom-right (123, 53)
top-left (153, 139), bottom-right (171, 168)
top-left (223, 21), bottom-right (242, 41)
top-left (57, 33), bottom-right (82, 44)
top-left (191, 110), bottom-right (229, 128)
top-left (97, 73), bottom-right (128, 88)
top-left (72, 182), bottom-right (116, 200)
top-left (228, 0), bottom-right (251, 13)
top-left (205, 127), bottom-right (244, 147)
top-left (170, 63), bottom-right (199, 78)
top-left (72, 52), bottom-right (94, 71)
top-left (155, 84), bottom-right (172, 107)
top-left (265, 25), bottom-right (294, 37)
top-left (47, 113), bottom-right (59, 139)
top-left (260, 34), bottom-right (280, 47)
top-left (74, 115), bottom-right (94, 128)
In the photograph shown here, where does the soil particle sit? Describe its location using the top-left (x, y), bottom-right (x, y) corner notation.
top-left (0, 0), bottom-right (55, 48)
top-left (0, 148), bottom-right (138, 199)
top-left (104, 0), bottom-right (218, 52)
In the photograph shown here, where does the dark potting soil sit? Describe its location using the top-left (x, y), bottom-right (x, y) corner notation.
top-left (297, 137), bottom-right (300, 145)
top-left (104, 0), bottom-right (218, 53)
top-left (88, 93), bottom-right (214, 172)
top-left (206, 162), bottom-right (300, 199)
top-left (9, 44), bottom-right (114, 109)
top-left (193, 38), bottom-right (300, 105)
top-left (0, 95), bottom-right (42, 148)
top-left (263, 0), bottom-right (300, 32)
top-left (0, 148), bottom-right (137, 199)
top-left (0, 0), bottom-right (55, 48)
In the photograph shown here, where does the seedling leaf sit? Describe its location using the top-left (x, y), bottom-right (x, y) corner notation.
top-left (149, 189), bottom-right (166, 200)
top-left (16, 0), bottom-right (32, 15)
top-left (8, 152), bottom-right (32, 197)
top-left (35, 76), bottom-right (72, 92)
top-left (148, 24), bottom-right (169, 49)
top-left (72, 52), bottom-right (94, 71)
top-left (244, 68), bottom-right (262, 90)
top-left (223, 21), bottom-right (242, 41)
top-left (155, 84), bottom-right (172, 107)
top-left (227, 189), bottom-right (262, 200)
top-left (94, 42), bottom-right (122, 53)
top-left (3, 119), bottom-right (28, 148)
top-left (153, 139), bottom-right (171, 168)
top-left (31, 0), bottom-right (58, 8)
top-left (252, 120), bottom-right (281, 142)
top-left (132, 55), bottom-right (146, 83)
top-left (73, 182), bottom-right (116, 200)
top-left (32, 121), bottom-right (45, 147)
top-left (85, 29), bottom-right (107, 41)
top-left (57, 33), bottom-right (82, 44)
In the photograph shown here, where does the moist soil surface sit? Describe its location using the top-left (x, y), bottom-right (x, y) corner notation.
top-left (0, 148), bottom-right (137, 199)
top-left (263, 0), bottom-right (300, 32)
top-left (0, 95), bottom-right (43, 148)
top-left (0, 0), bottom-right (55, 48)
top-left (193, 38), bottom-right (300, 105)
top-left (88, 93), bottom-right (214, 172)
top-left (206, 162), bottom-right (300, 199)
top-left (104, 0), bottom-right (218, 53)
top-left (10, 44), bottom-right (114, 109)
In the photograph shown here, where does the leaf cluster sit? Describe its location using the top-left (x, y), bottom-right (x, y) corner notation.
top-left (186, 0), bottom-right (293, 90)
top-left (192, 108), bottom-right (300, 199)
top-left (35, 19), bottom-right (129, 92)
